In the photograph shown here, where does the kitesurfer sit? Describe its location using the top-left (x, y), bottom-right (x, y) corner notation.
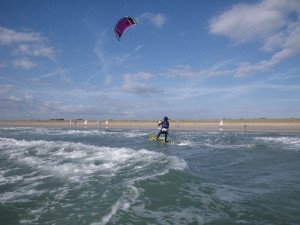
top-left (157, 116), bottom-right (169, 142)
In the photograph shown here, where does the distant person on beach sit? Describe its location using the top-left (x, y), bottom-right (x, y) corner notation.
top-left (157, 116), bottom-right (169, 142)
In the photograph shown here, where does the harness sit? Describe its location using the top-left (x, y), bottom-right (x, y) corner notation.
top-left (161, 121), bottom-right (169, 133)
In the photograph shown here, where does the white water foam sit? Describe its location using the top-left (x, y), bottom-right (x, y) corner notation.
top-left (177, 140), bottom-right (194, 146)
top-left (123, 131), bottom-right (149, 138)
top-left (94, 185), bottom-right (140, 225)
top-left (1, 137), bottom-right (172, 181)
top-left (0, 136), bottom-right (187, 224)
top-left (255, 136), bottom-right (300, 151)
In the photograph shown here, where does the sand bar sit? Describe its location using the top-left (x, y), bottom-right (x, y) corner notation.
top-left (1, 119), bottom-right (300, 132)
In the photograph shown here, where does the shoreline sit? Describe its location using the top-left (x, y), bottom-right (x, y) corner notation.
top-left (1, 119), bottom-right (300, 132)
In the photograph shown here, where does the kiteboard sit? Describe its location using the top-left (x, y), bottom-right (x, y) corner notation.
top-left (149, 135), bottom-right (176, 144)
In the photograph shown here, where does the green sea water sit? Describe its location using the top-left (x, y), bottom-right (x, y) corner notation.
top-left (0, 126), bottom-right (300, 225)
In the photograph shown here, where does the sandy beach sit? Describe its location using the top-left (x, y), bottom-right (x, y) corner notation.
top-left (0, 119), bottom-right (300, 132)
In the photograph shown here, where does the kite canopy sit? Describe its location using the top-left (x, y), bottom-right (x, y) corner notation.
top-left (114, 16), bottom-right (137, 41)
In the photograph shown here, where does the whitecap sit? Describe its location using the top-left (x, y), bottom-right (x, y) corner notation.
top-left (0, 134), bottom-right (188, 224)
top-left (177, 140), bottom-right (194, 146)
top-left (255, 136), bottom-right (300, 151)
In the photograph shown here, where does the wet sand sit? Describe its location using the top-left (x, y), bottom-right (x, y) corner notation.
top-left (1, 119), bottom-right (300, 132)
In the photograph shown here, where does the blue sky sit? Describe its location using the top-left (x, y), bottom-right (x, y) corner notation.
top-left (1, 0), bottom-right (300, 120)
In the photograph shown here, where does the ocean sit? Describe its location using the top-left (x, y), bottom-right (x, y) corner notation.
top-left (0, 126), bottom-right (300, 225)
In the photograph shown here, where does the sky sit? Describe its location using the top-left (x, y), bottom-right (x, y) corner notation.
top-left (0, 0), bottom-right (300, 120)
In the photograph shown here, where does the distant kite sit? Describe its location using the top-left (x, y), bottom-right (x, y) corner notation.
top-left (114, 16), bottom-right (137, 41)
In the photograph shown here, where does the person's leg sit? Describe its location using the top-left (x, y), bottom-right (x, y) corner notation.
top-left (157, 130), bottom-right (162, 139)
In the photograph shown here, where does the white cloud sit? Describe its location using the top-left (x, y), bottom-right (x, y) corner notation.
top-left (0, 84), bottom-right (37, 117)
top-left (260, 31), bottom-right (285, 52)
top-left (209, 0), bottom-right (300, 77)
top-left (209, 0), bottom-right (300, 43)
top-left (93, 32), bottom-right (143, 73)
top-left (271, 22), bottom-right (300, 60)
top-left (139, 12), bottom-right (167, 28)
top-left (234, 21), bottom-right (300, 78)
top-left (0, 26), bottom-right (56, 69)
top-left (167, 65), bottom-right (200, 78)
top-left (166, 65), bottom-right (232, 79)
top-left (29, 68), bottom-right (71, 83)
top-left (12, 58), bottom-right (37, 69)
top-left (0, 27), bottom-right (44, 45)
top-left (163, 70), bottom-right (300, 106)
top-left (0, 83), bottom-right (128, 119)
top-left (14, 43), bottom-right (55, 58)
top-left (122, 71), bottom-right (159, 95)
top-left (210, 2), bottom-right (284, 42)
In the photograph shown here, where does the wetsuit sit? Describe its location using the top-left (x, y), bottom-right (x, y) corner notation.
top-left (157, 120), bottom-right (169, 142)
